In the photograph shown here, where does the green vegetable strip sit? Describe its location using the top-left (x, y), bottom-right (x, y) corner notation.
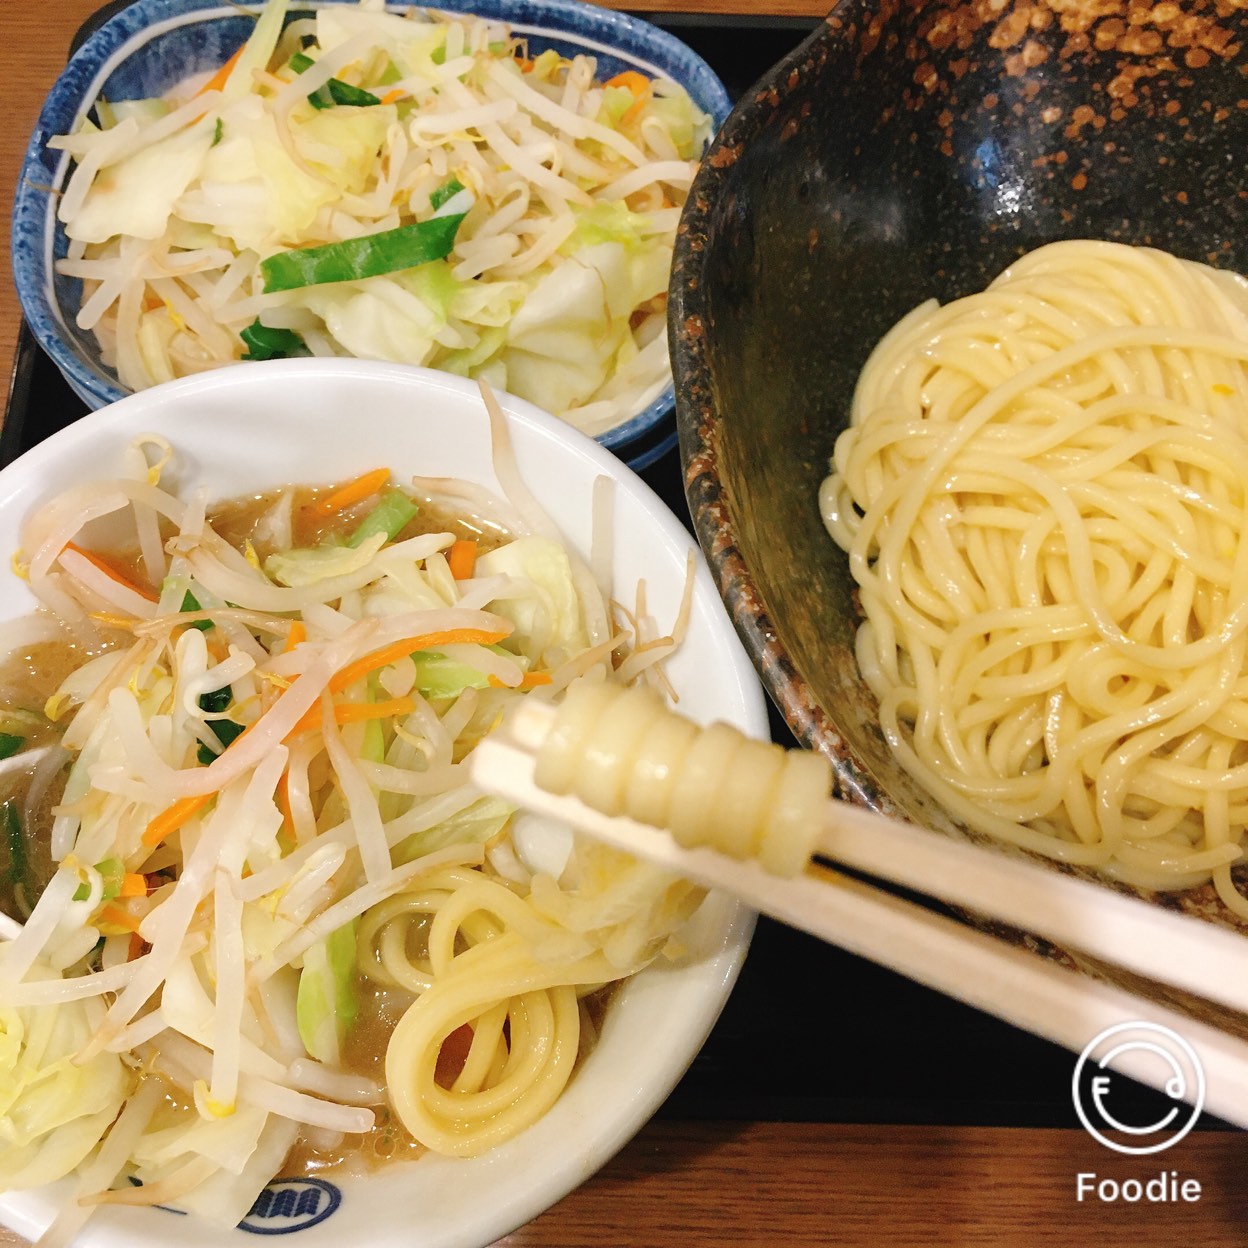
top-left (323, 78), bottom-right (382, 108)
top-left (96, 858), bottom-right (124, 902)
top-left (260, 214), bottom-right (466, 293)
top-left (297, 920), bottom-right (360, 1064)
top-left (347, 490), bottom-right (419, 549)
top-left (197, 687), bottom-right (244, 764)
top-left (362, 718), bottom-right (386, 765)
top-left (240, 318), bottom-right (307, 361)
top-left (199, 687), bottom-right (231, 716)
top-left (197, 720), bottom-right (245, 765)
top-left (180, 589), bottom-right (214, 631)
top-left (289, 51), bottom-right (382, 109)
top-left (4, 801), bottom-right (27, 894)
top-left (74, 858), bottom-right (123, 903)
top-left (430, 177), bottom-right (465, 210)
top-left (0, 733), bottom-right (24, 761)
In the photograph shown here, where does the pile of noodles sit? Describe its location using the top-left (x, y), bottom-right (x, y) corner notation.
top-left (821, 240), bottom-right (1248, 916)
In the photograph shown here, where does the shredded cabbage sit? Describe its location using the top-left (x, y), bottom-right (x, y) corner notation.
top-left (51, 0), bottom-right (713, 434)
top-left (0, 964), bottom-right (132, 1190)
top-left (477, 536), bottom-right (588, 662)
top-left (297, 920), bottom-right (359, 1065)
top-left (266, 531), bottom-right (386, 586)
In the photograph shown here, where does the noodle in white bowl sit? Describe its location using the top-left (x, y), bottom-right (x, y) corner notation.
top-left (0, 360), bottom-right (761, 1248)
top-left (821, 239), bottom-right (1248, 915)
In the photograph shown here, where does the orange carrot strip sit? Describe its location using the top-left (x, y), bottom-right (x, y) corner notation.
top-left (99, 904), bottom-right (143, 933)
top-left (196, 45), bottom-right (245, 98)
top-left (62, 542), bottom-right (159, 603)
top-left (328, 628), bottom-right (510, 694)
top-left (143, 792), bottom-right (212, 848)
top-left (119, 873), bottom-right (148, 898)
top-left (335, 697), bottom-right (416, 724)
top-left (288, 695), bottom-right (416, 738)
top-left (276, 769), bottom-right (294, 831)
top-left (606, 71), bottom-right (653, 128)
top-left (488, 671), bottom-right (552, 689)
top-left (286, 705), bottom-right (322, 740)
top-left (621, 91), bottom-right (652, 127)
top-left (447, 539), bottom-right (478, 580)
top-left (379, 87), bottom-right (406, 105)
top-left (314, 468), bottom-right (391, 516)
top-left (285, 620), bottom-right (307, 652)
top-left (605, 70), bottom-right (650, 97)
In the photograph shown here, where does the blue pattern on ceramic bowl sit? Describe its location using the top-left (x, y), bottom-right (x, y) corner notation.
top-left (11, 0), bottom-right (730, 468)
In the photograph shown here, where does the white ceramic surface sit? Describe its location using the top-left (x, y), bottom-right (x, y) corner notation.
top-left (0, 359), bottom-right (762, 1248)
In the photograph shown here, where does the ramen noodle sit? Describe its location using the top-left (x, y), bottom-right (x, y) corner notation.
top-left (820, 240), bottom-right (1248, 915)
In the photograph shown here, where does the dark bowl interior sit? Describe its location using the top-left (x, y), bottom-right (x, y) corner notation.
top-left (671, 0), bottom-right (1248, 862)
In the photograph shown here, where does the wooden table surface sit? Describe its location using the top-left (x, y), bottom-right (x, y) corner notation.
top-left (3, 3), bottom-right (1247, 1246)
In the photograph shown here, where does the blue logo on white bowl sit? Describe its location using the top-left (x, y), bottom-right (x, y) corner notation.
top-left (239, 1177), bottom-right (341, 1235)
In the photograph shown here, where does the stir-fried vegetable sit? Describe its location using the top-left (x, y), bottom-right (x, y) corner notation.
top-left (0, 406), bottom-right (701, 1235)
top-left (239, 318), bottom-right (307, 360)
top-left (289, 51), bottom-right (382, 109)
top-left (297, 920), bottom-right (359, 1065)
top-left (50, 0), bottom-right (712, 434)
top-left (258, 213), bottom-right (466, 292)
top-left (347, 489), bottom-right (420, 548)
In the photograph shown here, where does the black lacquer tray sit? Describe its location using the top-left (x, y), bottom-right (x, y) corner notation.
top-left (4, 2), bottom-right (1201, 1134)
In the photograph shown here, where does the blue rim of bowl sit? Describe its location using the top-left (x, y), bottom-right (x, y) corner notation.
top-left (11, 0), bottom-right (731, 466)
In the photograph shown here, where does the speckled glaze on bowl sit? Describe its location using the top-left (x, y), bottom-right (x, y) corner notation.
top-left (12, 0), bottom-right (731, 467)
top-left (671, 0), bottom-right (1247, 900)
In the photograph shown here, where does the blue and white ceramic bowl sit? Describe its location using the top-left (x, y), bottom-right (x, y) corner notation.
top-left (11, 0), bottom-right (731, 468)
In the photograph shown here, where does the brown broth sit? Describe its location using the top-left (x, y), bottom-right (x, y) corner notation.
top-left (281, 981), bottom-right (426, 1178)
top-left (0, 636), bottom-right (125, 921)
top-left (209, 484), bottom-right (506, 562)
top-left (86, 476), bottom-right (507, 590)
top-left (279, 978), bottom-right (619, 1180)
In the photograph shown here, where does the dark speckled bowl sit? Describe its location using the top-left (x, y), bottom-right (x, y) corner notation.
top-left (670, 0), bottom-right (1248, 900)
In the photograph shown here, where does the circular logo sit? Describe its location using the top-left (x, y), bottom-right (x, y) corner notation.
top-left (1072, 1021), bottom-right (1205, 1156)
top-left (239, 1177), bottom-right (342, 1235)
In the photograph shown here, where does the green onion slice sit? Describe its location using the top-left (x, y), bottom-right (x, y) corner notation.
top-left (240, 319), bottom-right (308, 361)
top-left (289, 51), bottom-right (382, 109)
top-left (260, 214), bottom-right (466, 293)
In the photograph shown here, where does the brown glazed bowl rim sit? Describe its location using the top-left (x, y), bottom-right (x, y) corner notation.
top-left (669, 0), bottom-right (1248, 859)
top-left (669, 14), bottom-right (884, 805)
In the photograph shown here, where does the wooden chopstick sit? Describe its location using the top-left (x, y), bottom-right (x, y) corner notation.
top-left (469, 723), bottom-right (1248, 1129)
top-left (496, 699), bottom-right (1248, 1021)
top-left (810, 798), bottom-right (1248, 1020)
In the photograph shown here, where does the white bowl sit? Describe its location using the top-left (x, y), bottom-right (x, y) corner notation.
top-left (0, 358), bottom-right (762, 1248)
